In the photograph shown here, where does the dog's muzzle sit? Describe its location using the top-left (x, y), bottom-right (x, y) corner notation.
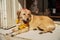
top-left (23, 18), bottom-right (30, 23)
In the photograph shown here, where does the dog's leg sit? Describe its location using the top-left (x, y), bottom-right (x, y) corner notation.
top-left (48, 31), bottom-right (53, 33)
top-left (11, 27), bottom-right (28, 37)
top-left (39, 31), bottom-right (47, 34)
top-left (33, 28), bottom-right (37, 30)
top-left (39, 30), bottom-right (53, 34)
top-left (39, 28), bottom-right (48, 34)
top-left (37, 27), bottom-right (44, 31)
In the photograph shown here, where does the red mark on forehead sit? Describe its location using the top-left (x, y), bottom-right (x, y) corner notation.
top-left (21, 9), bottom-right (27, 13)
top-left (21, 8), bottom-right (30, 14)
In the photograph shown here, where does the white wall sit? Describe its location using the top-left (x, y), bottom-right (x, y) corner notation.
top-left (0, 0), bottom-right (22, 28)
top-left (0, 0), bottom-right (1, 27)
top-left (0, 0), bottom-right (7, 28)
top-left (6, 0), bottom-right (22, 28)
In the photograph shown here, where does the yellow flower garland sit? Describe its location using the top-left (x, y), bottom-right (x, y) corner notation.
top-left (16, 19), bottom-right (28, 30)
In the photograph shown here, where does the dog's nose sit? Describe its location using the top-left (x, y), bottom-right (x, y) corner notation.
top-left (27, 18), bottom-right (29, 21)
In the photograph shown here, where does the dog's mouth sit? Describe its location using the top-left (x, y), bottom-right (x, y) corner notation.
top-left (23, 20), bottom-right (30, 24)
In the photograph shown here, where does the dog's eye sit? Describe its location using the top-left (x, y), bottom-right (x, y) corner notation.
top-left (23, 14), bottom-right (25, 15)
top-left (28, 14), bottom-right (31, 17)
top-left (28, 14), bottom-right (29, 15)
top-left (28, 14), bottom-right (30, 15)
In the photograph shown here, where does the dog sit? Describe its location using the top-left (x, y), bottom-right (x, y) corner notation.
top-left (11, 8), bottom-right (55, 37)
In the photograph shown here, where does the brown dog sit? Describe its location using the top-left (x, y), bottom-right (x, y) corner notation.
top-left (11, 8), bottom-right (55, 36)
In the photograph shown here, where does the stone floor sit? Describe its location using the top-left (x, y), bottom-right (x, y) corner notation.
top-left (0, 21), bottom-right (60, 40)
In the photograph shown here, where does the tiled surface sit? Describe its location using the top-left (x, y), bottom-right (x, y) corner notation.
top-left (16, 24), bottom-right (60, 40)
top-left (0, 21), bottom-right (60, 40)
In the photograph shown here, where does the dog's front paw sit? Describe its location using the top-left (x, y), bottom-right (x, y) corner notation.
top-left (11, 34), bottom-right (15, 37)
top-left (39, 32), bottom-right (44, 34)
top-left (33, 28), bottom-right (37, 30)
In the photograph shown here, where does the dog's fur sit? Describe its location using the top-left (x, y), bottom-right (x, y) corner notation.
top-left (11, 8), bottom-right (55, 36)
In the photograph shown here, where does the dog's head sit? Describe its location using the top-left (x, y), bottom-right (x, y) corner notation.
top-left (17, 9), bottom-right (31, 23)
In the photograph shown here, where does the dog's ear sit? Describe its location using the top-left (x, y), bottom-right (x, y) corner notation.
top-left (16, 10), bottom-right (21, 24)
top-left (17, 10), bottom-right (21, 20)
top-left (17, 10), bottom-right (21, 17)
